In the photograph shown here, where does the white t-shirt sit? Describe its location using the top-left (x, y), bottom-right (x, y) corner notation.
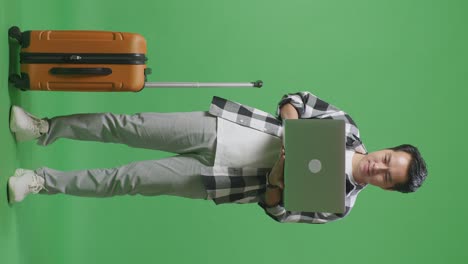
top-left (345, 150), bottom-right (357, 184)
top-left (214, 118), bottom-right (282, 168)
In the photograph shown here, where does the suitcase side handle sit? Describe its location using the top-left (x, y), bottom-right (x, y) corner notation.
top-left (49, 67), bottom-right (112, 76)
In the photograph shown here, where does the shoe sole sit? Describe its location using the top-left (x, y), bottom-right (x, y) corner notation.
top-left (6, 179), bottom-right (11, 204)
top-left (9, 105), bottom-right (19, 133)
top-left (10, 106), bottom-right (26, 141)
top-left (9, 106), bottom-right (40, 142)
top-left (7, 177), bottom-right (18, 204)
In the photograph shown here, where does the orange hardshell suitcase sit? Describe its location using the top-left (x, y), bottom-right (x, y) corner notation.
top-left (8, 27), bottom-right (262, 91)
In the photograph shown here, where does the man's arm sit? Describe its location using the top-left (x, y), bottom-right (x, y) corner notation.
top-left (276, 91), bottom-right (340, 120)
top-left (262, 150), bottom-right (349, 224)
top-left (276, 91), bottom-right (367, 153)
top-left (264, 185), bottom-right (282, 207)
top-left (261, 155), bottom-right (349, 224)
top-left (279, 103), bottom-right (299, 120)
top-left (264, 103), bottom-right (298, 206)
top-left (264, 154), bottom-right (284, 207)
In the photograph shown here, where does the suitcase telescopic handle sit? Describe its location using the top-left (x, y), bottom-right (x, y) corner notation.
top-left (50, 67), bottom-right (112, 76)
top-left (144, 80), bottom-right (263, 88)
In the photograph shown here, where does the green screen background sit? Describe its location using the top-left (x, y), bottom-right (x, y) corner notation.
top-left (1, 0), bottom-right (466, 263)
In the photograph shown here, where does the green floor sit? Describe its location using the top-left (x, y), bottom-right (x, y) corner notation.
top-left (1, 0), bottom-right (468, 263)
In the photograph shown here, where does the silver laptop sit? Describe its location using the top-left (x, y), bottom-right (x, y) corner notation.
top-left (283, 119), bottom-right (346, 213)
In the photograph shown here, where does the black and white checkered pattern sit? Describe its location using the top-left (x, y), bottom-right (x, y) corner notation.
top-left (210, 96), bottom-right (284, 137)
top-left (202, 92), bottom-right (368, 224)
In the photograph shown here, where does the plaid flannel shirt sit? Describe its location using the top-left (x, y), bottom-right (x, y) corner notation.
top-left (201, 91), bottom-right (368, 224)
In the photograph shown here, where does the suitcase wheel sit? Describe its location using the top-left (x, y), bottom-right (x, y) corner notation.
top-left (8, 26), bottom-right (23, 44)
top-left (9, 74), bottom-right (29, 91)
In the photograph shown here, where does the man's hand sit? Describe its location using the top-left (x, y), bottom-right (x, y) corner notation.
top-left (264, 146), bottom-right (285, 207)
top-left (269, 146), bottom-right (285, 189)
top-left (264, 102), bottom-right (296, 207)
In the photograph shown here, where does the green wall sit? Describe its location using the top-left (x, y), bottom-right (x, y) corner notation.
top-left (1, 0), bottom-right (466, 263)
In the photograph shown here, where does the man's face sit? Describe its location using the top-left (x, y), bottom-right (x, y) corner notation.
top-left (356, 149), bottom-right (411, 190)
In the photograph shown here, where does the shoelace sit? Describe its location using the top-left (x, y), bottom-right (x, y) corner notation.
top-left (28, 175), bottom-right (48, 193)
top-left (29, 121), bottom-right (41, 137)
top-left (25, 112), bottom-right (48, 135)
top-left (28, 120), bottom-right (49, 136)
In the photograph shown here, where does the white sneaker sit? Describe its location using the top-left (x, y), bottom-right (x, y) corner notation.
top-left (10, 105), bottom-right (49, 142)
top-left (8, 169), bottom-right (47, 203)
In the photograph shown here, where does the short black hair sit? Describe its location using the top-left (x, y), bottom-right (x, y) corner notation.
top-left (388, 144), bottom-right (428, 193)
